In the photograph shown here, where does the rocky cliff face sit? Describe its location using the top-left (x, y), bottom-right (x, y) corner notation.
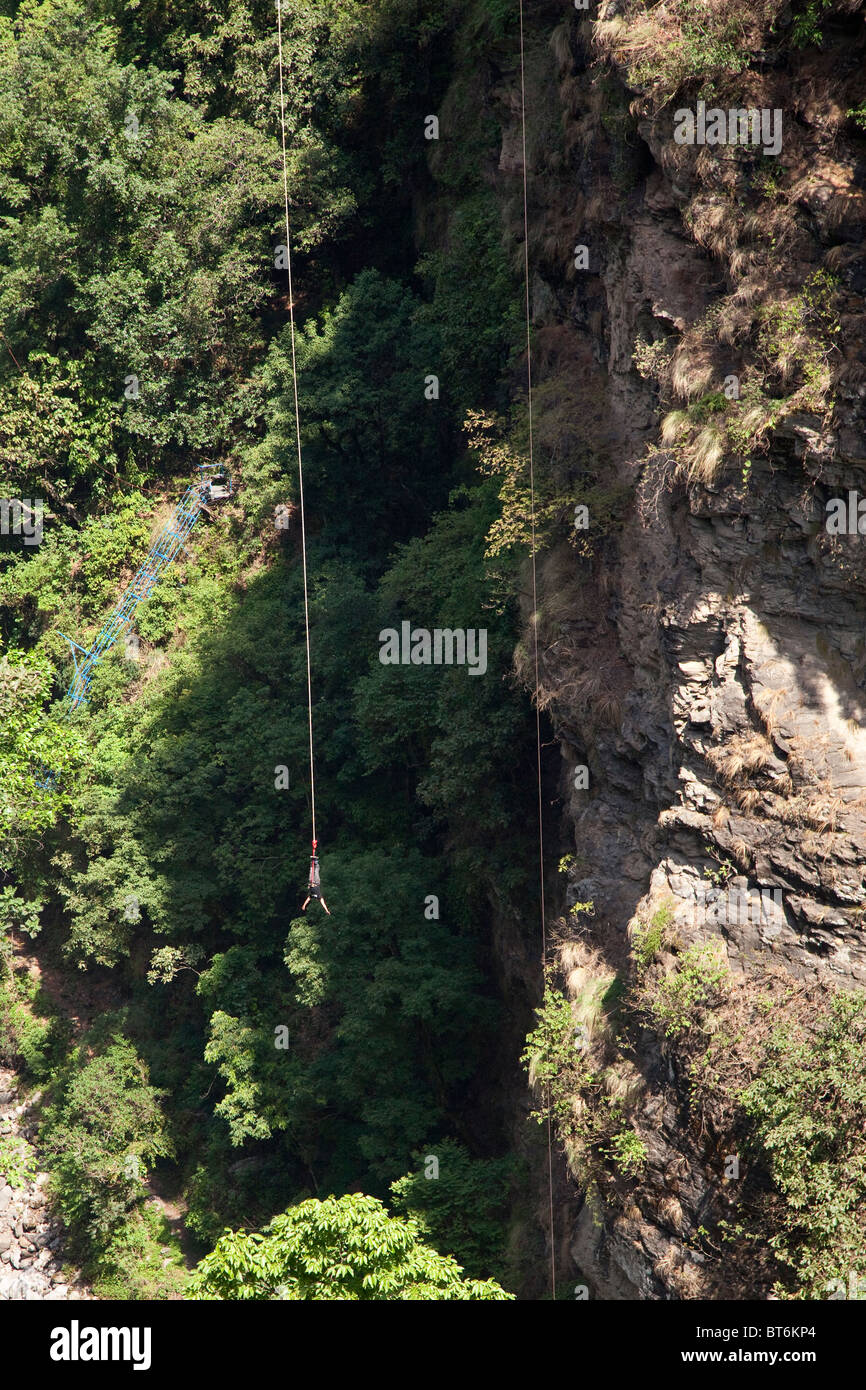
top-left (0, 1069), bottom-right (92, 1301)
top-left (469, 0), bottom-right (866, 1298)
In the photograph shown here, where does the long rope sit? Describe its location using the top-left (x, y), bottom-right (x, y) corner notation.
top-left (276, 0), bottom-right (316, 844)
top-left (517, 0), bottom-right (556, 1301)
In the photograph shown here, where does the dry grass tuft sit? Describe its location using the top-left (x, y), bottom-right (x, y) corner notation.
top-left (667, 1260), bottom-right (707, 1298)
top-left (670, 343), bottom-right (717, 402)
top-left (661, 409), bottom-right (690, 446)
top-left (690, 424), bottom-right (727, 482)
top-left (653, 1247), bottom-right (679, 1283)
top-left (603, 1061), bottom-right (646, 1107)
top-left (752, 686), bottom-right (793, 737)
top-left (778, 791), bottom-right (844, 833)
top-left (706, 733), bottom-right (774, 784)
top-left (688, 195), bottom-right (743, 259)
top-left (732, 786), bottom-right (763, 815)
top-left (559, 940), bottom-right (587, 978)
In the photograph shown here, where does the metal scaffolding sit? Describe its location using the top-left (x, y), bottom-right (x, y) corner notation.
top-left (59, 466), bottom-right (232, 710)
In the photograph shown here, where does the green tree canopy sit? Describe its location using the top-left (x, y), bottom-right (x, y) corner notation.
top-left (390, 1139), bottom-right (517, 1284)
top-left (188, 1193), bottom-right (513, 1300)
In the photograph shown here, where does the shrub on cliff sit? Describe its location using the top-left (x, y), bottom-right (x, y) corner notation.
top-left (740, 990), bottom-right (866, 1298)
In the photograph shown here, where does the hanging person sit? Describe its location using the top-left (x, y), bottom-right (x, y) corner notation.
top-left (302, 839), bottom-right (330, 915)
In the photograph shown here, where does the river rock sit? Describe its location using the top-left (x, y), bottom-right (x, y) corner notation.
top-left (0, 1269), bottom-right (52, 1299)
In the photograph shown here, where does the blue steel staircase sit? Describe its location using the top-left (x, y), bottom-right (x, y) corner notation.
top-left (59, 466), bottom-right (232, 711)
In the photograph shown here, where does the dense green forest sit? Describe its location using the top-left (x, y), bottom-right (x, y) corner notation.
top-left (0, 0), bottom-right (550, 1298)
top-left (7, 0), bottom-right (864, 1318)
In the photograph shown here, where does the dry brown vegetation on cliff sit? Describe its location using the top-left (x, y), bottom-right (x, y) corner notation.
top-left (527, 909), bottom-right (866, 1299)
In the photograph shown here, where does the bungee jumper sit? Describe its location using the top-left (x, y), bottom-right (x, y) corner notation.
top-left (302, 840), bottom-right (330, 915)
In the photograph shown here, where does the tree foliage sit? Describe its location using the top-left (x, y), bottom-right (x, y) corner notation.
top-left (389, 1139), bottom-right (517, 1283)
top-left (0, 0), bottom-right (533, 1296)
top-left (188, 1193), bottom-right (513, 1300)
top-left (41, 1034), bottom-right (171, 1246)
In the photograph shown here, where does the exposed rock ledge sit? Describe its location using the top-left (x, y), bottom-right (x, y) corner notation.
top-left (0, 1068), bottom-right (93, 1301)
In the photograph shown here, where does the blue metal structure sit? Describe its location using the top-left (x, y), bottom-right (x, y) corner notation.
top-left (59, 466), bottom-right (232, 711)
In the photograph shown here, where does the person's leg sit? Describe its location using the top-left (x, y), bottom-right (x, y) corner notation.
top-left (302, 896), bottom-right (311, 911)
top-left (320, 897), bottom-right (331, 916)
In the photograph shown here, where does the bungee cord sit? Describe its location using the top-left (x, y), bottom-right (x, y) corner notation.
top-left (518, 0), bottom-right (558, 1301)
top-left (276, 1), bottom-right (322, 910)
